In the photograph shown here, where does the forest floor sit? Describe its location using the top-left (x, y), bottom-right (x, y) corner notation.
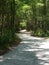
top-left (0, 30), bottom-right (49, 65)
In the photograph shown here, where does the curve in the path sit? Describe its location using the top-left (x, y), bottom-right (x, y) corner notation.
top-left (0, 33), bottom-right (49, 65)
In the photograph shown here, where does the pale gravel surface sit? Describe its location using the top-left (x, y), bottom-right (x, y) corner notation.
top-left (0, 31), bottom-right (49, 65)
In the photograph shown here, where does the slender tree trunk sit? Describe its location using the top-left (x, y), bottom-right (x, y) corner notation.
top-left (43, 0), bottom-right (47, 33)
top-left (10, 0), bottom-right (15, 37)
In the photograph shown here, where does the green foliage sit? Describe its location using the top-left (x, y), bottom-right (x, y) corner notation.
top-left (0, 32), bottom-right (13, 49)
top-left (20, 20), bottom-right (26, 29)
top-left (0, 0), bottom-right (49, 50)
top-left (0, 32), bottom-right (20, 49)
top-left (0, 0), bottom-right (20, 49)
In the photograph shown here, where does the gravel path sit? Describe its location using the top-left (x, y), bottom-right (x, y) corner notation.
top-left (0, 32), bottom-right (49, 65)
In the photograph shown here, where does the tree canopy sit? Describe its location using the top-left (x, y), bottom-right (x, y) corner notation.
top-left (0, 0), bottom-right (49, 49)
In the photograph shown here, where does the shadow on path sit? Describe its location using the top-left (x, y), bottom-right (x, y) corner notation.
top-left (0, 32), bottom-right (49, 65)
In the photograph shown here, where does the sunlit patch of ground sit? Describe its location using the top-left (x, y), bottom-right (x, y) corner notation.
top-left (39, 39), bottom-right (49, 49)
top-left (0, 31), bottom-right (49, 65)
top-left (17, 32), bottom-right (49, 65)
top-left (20, 30), bottom-right (26, 32)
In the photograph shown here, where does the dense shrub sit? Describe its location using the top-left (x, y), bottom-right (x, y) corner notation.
top-left (0, 32), bottom-right (20, 49)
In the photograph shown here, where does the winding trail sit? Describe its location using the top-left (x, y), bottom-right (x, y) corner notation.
top-left (0, 30), bottom-right (49, 65)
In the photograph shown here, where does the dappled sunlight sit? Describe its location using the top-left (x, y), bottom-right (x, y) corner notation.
top-left (39, 39), bottom-right (49, 49)
top-left (0, 0), bottom-right (49, 64)
top-left (20, 30), bottom-right (26, 32)
top-left (0, 56), bottom-right (4, 62)
top-left (40, 62), bottom-right (49, 65)
top-left (22, 48), bottom-right (43, 52)
top-left (0, 50), bottom-right (40, 65)
top-left (35, 47), bottom-right (49, 65)
top-left (18, 32), bottom-right (45, 42)
top-left (18, 32), bottom-right (49, 65)
top-left (37, 3), bottom-right (44, 6)
top-left (0, 32), bottom-right (49, 65)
